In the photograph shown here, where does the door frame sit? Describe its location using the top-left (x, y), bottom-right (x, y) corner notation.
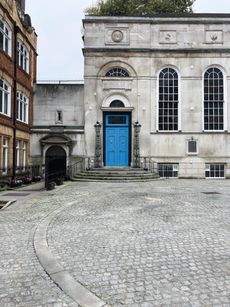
top-left (103, 111), bottom-right (132, 167)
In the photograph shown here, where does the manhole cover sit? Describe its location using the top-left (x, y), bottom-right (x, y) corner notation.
top-left (202, 192), bottom-right (221, 195)
top-left (3, 193), bottom-right (30, 197)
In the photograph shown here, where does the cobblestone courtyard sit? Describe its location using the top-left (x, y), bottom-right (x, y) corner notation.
top-left (0, 179), bottom-right (230, 306)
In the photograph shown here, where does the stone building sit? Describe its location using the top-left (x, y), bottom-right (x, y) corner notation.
top-left (31, 14), bottom-right (230, 179)
top-left (0, 0), bottom-right (37, 178)
top-left (31, 82), bottom-right (84, 176)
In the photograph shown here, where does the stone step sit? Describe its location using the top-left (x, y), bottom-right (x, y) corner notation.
top-left (78, 171), bottom-right (156, 177)
top-left (71, 167), bottom-right (159, 182)
top-left (72, 177), bottom-right (159, 182)
top-left (89, 167), bottom-right (147, 172)
top-left (73, 172), bottom-right (159, 182)
top-left (74, 175), bottom-right (158, 180)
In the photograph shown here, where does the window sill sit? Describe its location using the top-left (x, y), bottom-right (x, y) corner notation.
top-left (16, 119), bottom-right (28, 125)
top-left (0, 49), bottom-right (12, 60)
top-left (151, 130), bottom-right (181, 134)
top-left (0, 112), bottom-right (11, 118)
top-left (203, 130), bottom-right (227, 133)
top-left (17, 65), bottom-right (30, 76)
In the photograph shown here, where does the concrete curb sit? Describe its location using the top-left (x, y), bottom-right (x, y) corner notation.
top-left (34, 201), bottom-right (108, 307)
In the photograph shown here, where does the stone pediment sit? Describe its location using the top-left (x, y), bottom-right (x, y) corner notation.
top-left (40, 135), bottom-right (72, 146)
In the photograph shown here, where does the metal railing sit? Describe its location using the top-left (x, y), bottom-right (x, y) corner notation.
top-left (67, 157), bottom-right (97, 179)
top-left (140, 157), bottom-right (157, 173)
top-left (0, 165), bottom-right (42, 189)
top-left (0, 165), bottom-right (41, 180)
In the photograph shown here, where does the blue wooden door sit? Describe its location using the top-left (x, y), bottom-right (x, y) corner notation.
top-left (105, 114), bottom-right (129, 166)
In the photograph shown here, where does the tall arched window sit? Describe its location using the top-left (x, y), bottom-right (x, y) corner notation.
top-left (204, 67), bottom-right (224, 131)
top-left (0, 18), bottom-right (11, 56)
top-left (158, 68), bottom-right (179, 131)
top-left (105, 67), bottom-right (129, 77)
top-left (17, 40), bottom-right (29, 73)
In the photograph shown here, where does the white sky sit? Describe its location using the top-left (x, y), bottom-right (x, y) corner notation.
top-left (26, 0), bottom-right (230, 81)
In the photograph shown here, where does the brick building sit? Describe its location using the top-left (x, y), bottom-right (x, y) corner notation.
top-left (0, 0), bottom-right (37, 179)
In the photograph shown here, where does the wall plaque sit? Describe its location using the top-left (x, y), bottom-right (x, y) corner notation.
top-left (159, 30), bottom-right (177, 44)
top-left (105, 27), bottom-right (129, 45)
top-left (205, 30), bottom-right (223, 44)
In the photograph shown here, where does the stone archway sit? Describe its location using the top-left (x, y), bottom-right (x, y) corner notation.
top-left (45, 146), bottom-right (67, 180)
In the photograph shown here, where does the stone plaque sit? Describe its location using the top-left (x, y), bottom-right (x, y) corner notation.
top-left (111, 30), bottom-right (124, 42)
top-left (205, 30), bottom-right (223, 44)
top-left (159, 30), bottom-right (177, 44)
top-left (105, 28), bottom-right (129, 45)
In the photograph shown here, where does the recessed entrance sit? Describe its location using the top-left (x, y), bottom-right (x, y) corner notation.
top-left (45, 146), bottom-right (66, 179)
top-left (104, 113), bottom-right (131, 167)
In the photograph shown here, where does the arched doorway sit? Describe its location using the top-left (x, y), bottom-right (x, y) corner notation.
top-left (45, 146), bottom-right (66, 179)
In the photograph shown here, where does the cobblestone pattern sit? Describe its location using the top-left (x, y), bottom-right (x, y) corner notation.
top-left (48, 180), bottom-right (230, 307)
top-left (0, 186), bottom-right (79, 307)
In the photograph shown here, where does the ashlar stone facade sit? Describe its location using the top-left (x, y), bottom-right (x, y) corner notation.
top-left (31, 14), bottom-right (230, 179)
top-left (82, 14), bottom-right (230, 178)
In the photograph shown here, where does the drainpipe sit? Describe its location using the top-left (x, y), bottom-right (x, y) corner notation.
top-left (12, 24), bottom-right (20, 179)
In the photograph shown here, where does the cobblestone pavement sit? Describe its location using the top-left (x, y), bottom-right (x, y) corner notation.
top-left (0, 185), bottom-right (78, 307)
top-left (1, 180), bottom-right (230, 306)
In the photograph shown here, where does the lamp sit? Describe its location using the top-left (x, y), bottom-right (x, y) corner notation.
top-left (94, 121), bottom-right (102, 134)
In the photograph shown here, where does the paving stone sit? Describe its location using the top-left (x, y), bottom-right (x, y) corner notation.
top-left (1, 179), bottom-right (230, 306)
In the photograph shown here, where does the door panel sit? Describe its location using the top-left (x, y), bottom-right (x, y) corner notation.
top-left (105, 115), bottom-right (130, 166)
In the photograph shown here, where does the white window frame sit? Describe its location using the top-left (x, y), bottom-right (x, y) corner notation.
top-left (0, 79), bottom-right (11, 117)
top-left (202, 66), bottom-right (227, 132)
top-left (0, 18), bottom-right (12, 56)
top-left (22, 141), bottom-right (26, 172)
top-left (205, 163), bottom-right (225, 178)
top-left (16, 140), bottom-right (20, 173)
top-left (105, 67), bottom-right (129, 77)
top-left (2, 137), bottom-right (8, 174)
top-left (17, 91), bottom-right (28, 123)
top-left (156, 66), bottom-right (181, 132)
top-left (158, 163), bottom-right (179, 178)
top-left (17, 40), bottom-right (29, 73)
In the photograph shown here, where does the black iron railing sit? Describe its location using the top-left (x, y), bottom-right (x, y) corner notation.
top-left (139, 157), bottom-right (157, 173)
top-left (0, 165), bottom-right (42, 189)
top-left (67, 157), bottom-right (98, 180)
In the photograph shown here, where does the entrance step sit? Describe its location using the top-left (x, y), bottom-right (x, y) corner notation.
top-left (72, 168), bottom-right (159, 182)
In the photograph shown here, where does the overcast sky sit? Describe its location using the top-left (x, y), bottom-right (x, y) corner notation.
top-left (26, 0), bottom-right (230, 81)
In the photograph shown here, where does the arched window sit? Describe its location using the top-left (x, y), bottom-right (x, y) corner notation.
top-left (158, 68), bottom-right (179, 131)
top-left (110, 100), bottom-right (125, 108)
top-left (105, 67), bottom-right (129, 77)
top-left (0, 18), bottom-right (11, 56)
top-left (17, 40), bottom-right (29, 73)
top-left (204, 67), bottom-right (224, 131)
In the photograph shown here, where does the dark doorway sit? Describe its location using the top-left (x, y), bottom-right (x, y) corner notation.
top-left (45, 146), bottom-right (66, 180)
